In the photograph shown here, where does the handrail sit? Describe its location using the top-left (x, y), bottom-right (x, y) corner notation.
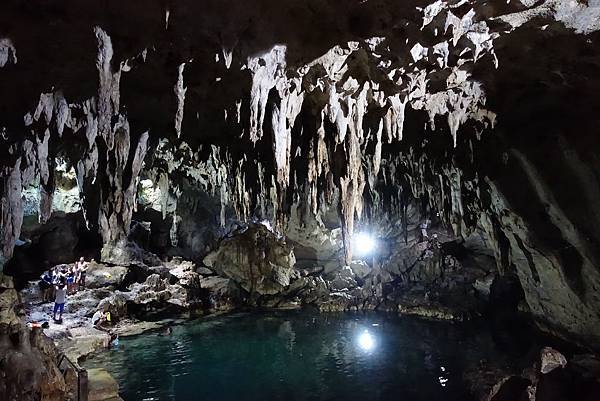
top-left (57, 353), bottom-right (88, 401)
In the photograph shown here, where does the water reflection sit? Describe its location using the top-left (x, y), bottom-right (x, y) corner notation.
top-left (357, 330), bottom-right (376, 352)
top-left (85, 311), bottom-right (534, 401)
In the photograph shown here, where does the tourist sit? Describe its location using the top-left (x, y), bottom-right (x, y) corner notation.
top-left (92, 310), bottom-right (112, 331)
top-left (66, 266), bottom-right (76, 295)
top-left (92, 309), bottom-right (104, 327)
top-left (108, 333), bottom-right (120, 348)
top-left (39, 270), bottom-right (54, 303)
top-left (53, 280), bottom-right (67, 322)
top-left (77, 257), bottom-right (88, 289)
top-left (73, 262), bottom-right (80, 287)
top-left (53, 266), bottom-right (66, 285)
top-left (39, 262), bottom-right (54, 303)
top-left (159, 326), bottom-right (173, 336)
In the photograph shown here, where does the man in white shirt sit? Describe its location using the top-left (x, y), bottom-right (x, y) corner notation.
top-left (53, 281), bottom-right (67, 321)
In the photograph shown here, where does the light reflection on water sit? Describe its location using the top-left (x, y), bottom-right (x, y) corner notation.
top-left (84, 311), bottom-right (530, 401)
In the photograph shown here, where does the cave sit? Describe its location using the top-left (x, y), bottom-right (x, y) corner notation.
top-left (1, 1), bottom-right (600, 400)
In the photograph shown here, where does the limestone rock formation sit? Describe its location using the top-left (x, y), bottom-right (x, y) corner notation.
top-left (203, 224), bottom-right (296, 299)
top-left (479, 346), bottom-right (600, 401)
top-left (0, 274), bottom-right (67, 401)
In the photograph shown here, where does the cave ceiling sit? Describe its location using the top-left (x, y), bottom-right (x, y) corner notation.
top-left (1, 0), bottom-right (599, 263)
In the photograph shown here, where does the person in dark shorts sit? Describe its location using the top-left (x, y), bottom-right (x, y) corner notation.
top-left (53, 280), bottom-right (67, 322)
top-left (66, 267), bottom-right (76, 294)
top-left (39, 270), bottom-right (54, 302)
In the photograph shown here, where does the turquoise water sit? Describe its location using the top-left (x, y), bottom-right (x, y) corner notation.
top-left (84, 311), bottom-right (530, 401)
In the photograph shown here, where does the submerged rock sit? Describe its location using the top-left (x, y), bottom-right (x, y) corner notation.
top-left (87, 368), bottom-right (123, 401)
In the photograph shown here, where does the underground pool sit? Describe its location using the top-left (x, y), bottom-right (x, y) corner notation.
top-left (83, 311), bottom-right (535, 401)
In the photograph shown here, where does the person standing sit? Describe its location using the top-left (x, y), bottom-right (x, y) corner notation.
top-left (77, 257), bottom-right (88, 289)
top-left (66, 266), bottom-right (76, 295)
top-left (39, 270), bottom-right (54, 302)
top-left (53, 280), bottom-right (67, 322)
top-left (53, 266), bottom-right (66, 285)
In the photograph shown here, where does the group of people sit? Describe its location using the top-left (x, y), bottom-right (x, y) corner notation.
top-left (39, 257), bottom-right (91, 322)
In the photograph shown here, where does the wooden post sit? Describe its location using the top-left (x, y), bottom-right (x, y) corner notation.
top-left (78, 369), bottom-right (89, 401)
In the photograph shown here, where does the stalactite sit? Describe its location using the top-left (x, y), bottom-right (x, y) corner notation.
top-left (248, 45), bottom-right (287, 143)
top-left (98, 119), bottom-right (149, 244)
top-left (36, 130), bottom-right (54, 224)
top-left (82, 99), bottom-right (99, 149)
top-left (384, 94), bottom-right (408, 142)
top-left (0, 38), bottom-right (17, 67)
top-left (1, 157), bottom-right (23, 260)
top-left (272, 78), bottom-right (304, 186)
top-left (38, 160), bottom-right (55, 225)
top-left (174, 63), bottom-right (187, 138)
top-left (337, 91), bottom-right (367, 265)
top-left (158, 172), bottom-right (170, 220)
top-left (94, 26), bottom-right (122, 149)
top-left (222, 48), bottom-right (233, 69)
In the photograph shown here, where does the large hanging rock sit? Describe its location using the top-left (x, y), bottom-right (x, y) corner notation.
top-left (203, 224), bottom-right (296, 298)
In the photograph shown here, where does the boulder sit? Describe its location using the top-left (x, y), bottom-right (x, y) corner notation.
top-left (203, 224), bottom-right (295, 297)
top-left (349, 260), bottom-right (371, 279)
top-left (328, 266), bottom-right (357, 292)
top-left (196, 266), bottom-right (215, 276)
top-left (97, 293), bottom-right (129, 320)
top-left (85, 263), bottom-right (129, 289)
top-left (100, 239), bottom-right (161, 267)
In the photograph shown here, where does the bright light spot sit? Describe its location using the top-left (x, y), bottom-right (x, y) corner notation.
top-left (357, 330), bottom-right (376, 351)
top-left (353, 233), bottom-right (376, 256)
top-left (259, 220), bottom-right (274, 232)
